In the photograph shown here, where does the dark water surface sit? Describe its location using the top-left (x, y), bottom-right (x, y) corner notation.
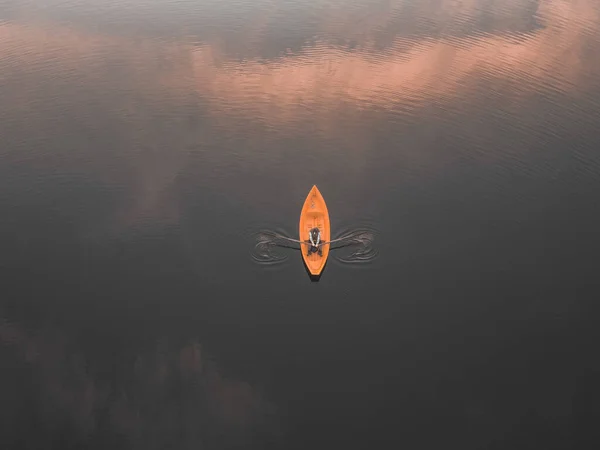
top-left (1, 1), bottom-right (600, 449)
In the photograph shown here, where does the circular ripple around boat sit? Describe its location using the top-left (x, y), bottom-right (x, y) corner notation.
top-left (242, 224), bottom-right (297, 267)
top-left (249, 230), bottom-right (290, 266)
top-left (331, 225), bottom-right (379, 266)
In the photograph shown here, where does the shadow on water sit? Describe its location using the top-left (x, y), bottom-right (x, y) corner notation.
top-left (303, 259), bottom-right (326, 283)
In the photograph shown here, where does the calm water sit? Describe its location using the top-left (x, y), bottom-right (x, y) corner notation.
top-left (1, 1), bottom-right (599, 448)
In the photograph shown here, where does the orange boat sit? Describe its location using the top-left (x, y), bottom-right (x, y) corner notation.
top-left (299, 185), bottom-right (331, 276)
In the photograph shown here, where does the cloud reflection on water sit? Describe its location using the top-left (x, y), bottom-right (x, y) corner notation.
top-left (0, 317), bottom-right (278, 449)
top-left (0, 0), bottom-right (599, 229)
top-left (185, 0), bottom-right (600, 123)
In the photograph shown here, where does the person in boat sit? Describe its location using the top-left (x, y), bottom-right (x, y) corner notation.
top-left (307, 227), bottom-right (323, 256)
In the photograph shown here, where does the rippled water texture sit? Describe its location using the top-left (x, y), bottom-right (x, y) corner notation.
top-left (1, 1), bottom-right (599, 449)
top-left (249, 227), bottom-right (377, 266)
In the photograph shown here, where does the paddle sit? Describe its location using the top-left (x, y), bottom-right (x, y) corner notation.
top-left (262, 231), bottom-right (364, 247)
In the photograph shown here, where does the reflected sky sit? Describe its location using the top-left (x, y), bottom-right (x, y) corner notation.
top-left (184, 0), bottom-right (600, 120)
top-left (1, 0), bottom-right (599, 231)
top-left (0, 316), bottom-right (278, 449)
top-left (1, 1), bottom-right (599, 449)
top-left (2, 0), bottom-right (599, 130)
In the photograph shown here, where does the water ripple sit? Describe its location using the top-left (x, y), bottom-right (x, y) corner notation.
top-left (249, 229), bottom-right (291, 266)
top-left (245, 222), bottom-right (379, 268)
top-left (331, 226), bottom-right (378, 265)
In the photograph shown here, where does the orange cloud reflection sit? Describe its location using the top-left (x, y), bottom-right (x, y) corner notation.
top-left (1, 0), bottom-right (599, 229)
top-left (185, 0), bottom-right (600, 124)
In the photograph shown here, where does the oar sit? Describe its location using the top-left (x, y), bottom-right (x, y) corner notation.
top-left (265, 232), bottom-right (363, 247)
top-left (263, 234), bottom-right (304, 244)
top-left (322, 235), bottom-right (361, 244)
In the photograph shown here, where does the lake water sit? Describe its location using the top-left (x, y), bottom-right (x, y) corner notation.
top-left (1, 1), bottom-right (599, 449)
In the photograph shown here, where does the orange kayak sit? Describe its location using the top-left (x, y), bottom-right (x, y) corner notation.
top-left (299, 185), bottom-right (331, 276)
